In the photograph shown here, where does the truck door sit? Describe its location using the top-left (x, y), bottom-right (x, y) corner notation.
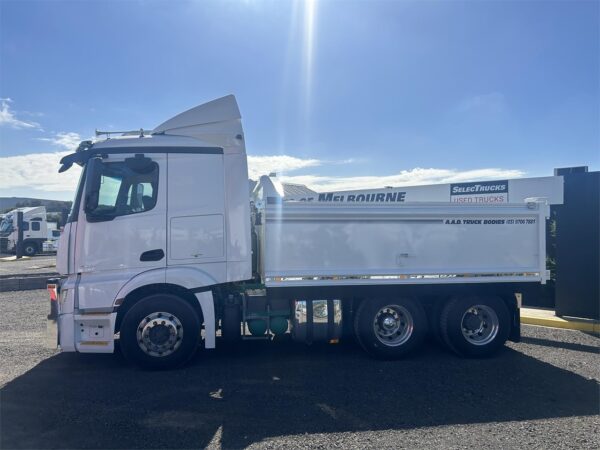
top-left (74, 153), bottom-right (167, 309)
top-left (166, 152), bottom-right (226, 279)
top-left (30, 218), bottom-right (46, 240)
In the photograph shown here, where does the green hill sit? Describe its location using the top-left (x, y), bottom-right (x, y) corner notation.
top-left (0, 197), bottom-right (72, 214)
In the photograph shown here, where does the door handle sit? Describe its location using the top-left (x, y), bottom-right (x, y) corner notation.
top-left (140, 249), bottom-right (165, 262)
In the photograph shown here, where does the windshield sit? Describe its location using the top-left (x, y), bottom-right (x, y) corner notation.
top-left (67, 166), bottom-right (87, 223)
top-left (0, 216), bottom-right (13, 234)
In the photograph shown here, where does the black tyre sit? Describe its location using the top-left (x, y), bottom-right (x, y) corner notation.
top-left (429, 299), bottom-right (445, 346)
top-left (354, 298), bottom-right (427, 359)
top-left (23, 242), bottom-right (37, 257)
top-left (120, 294), bottom-right (202, 370)
top-left (439, 295), bottom-right (510, 357)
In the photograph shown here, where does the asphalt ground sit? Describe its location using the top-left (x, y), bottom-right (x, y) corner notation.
top-left (1, 290), bottom-right (598, 449)
top-left (0, 254), bottom-right (57, 277)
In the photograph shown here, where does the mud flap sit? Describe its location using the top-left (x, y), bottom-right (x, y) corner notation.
top-left (509, 293), bottom-right (522, 343)
top-left (195, 291), bottom-right (216, 349)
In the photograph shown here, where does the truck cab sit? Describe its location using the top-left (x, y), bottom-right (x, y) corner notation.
top-left (0, 206), bottom-right (48, 256)
top-left (51, 95), bottom-right (251, 365)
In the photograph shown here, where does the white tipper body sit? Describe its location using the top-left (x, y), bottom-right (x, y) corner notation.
top-left (253, 175), bottom-right (557, 289)
top-left (257, 202), bottom-right (550, 288)
top-left (54, 95), bottom-right (557, 354)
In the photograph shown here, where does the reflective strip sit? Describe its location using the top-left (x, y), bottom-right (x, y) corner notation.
top-left (266, 272), bottom-right (541, 283)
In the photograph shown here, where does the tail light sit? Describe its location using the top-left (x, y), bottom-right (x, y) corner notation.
top-left (47, 283), bottom-right (58, 302)
top-left (46, 278), bottom-right (61, 348)
top-left (47, 278), bottom-right (60, 320)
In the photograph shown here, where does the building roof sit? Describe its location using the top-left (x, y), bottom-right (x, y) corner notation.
top-left (282, 183), bottom-right (317, 197)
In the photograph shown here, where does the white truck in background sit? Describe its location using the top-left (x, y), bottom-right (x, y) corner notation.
top-left (0, 206), bottom-right (49, 256)
top-left (43, 225), bottom-right (62, 253)
top-left (47, 95), bottom-right (563, 369)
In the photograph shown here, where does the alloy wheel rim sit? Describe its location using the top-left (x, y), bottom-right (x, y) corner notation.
top-left (373, 305), bottom-right (414, 347)
top-left (136, 311), bottom-right (183, 357)
top-left (460, 304), bottom-right (499, 346)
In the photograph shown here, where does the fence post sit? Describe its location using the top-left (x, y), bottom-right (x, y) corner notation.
top-left (61, 207), bottom-right (70, 227)
top-left (16, 211), bottom-right (24, 259)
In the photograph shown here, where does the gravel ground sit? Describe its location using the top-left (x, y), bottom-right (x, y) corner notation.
top-left (0, 255), bottom-right (57, 277)
top-left (1, 289), bottom-right (598, 449)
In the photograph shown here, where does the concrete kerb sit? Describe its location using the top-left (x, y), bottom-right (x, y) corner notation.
top-left (521, 307), bottom-right (600, 334)
top-left (0, 255), bottom-right (31, 262)
top-left (0, 273), bottom-right (58, 292)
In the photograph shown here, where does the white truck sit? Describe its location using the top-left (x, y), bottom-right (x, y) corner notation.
top-left (0, 206), bottom-right (49, 256)
top-left (42, 226), bottom-right (62, 253)
top-left (47, 95), bottom-right (563, 369)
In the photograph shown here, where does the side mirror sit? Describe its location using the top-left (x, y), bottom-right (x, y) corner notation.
top-left (83, 158), bottom-right (103, 214)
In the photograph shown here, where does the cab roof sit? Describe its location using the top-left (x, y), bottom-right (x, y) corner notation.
top-left (59, 95), bottom-right (245, 172)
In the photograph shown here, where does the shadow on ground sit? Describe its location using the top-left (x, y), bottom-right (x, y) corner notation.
top-left (520, 335), bottom-right (600, 354)
top-left (1, 339), bottom-right (598, 449)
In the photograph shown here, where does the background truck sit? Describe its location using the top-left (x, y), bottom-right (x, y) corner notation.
top-left (0, 206), bottom-right (49, 256)
top-left (47, 95), bottom-right (562, 369)
top-left (42, 226), bottom-right (62, 253)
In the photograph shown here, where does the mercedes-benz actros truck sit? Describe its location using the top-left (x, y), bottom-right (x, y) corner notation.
top-left (46, 95), bottom-right (563, 369)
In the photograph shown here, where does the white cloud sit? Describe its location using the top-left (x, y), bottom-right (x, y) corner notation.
top-left (0, 152), bottom-right (323, 195)
top-left (38, 132), bottom-right (82, 151)
top-left (1, 97), bottom-right (82, 149)
top-left (280, 167), bottom-right (525, 192)
top-left (0, 149), bottom-right (524, 199)
top-left (0, 98), bottom-right (41, 129)
top-left (247, 155), bottom-right (321, 179)
top-left (0, 151), bottom-right (82, 193)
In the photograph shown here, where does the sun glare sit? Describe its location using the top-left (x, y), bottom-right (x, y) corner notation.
top-left (303, 0), bottom-right (318, 127)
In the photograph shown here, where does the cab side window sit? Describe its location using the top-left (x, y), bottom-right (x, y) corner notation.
top-left (87, 160), bottom-right (159, 219)
top-left (31, 221), bottom-right (41, 231)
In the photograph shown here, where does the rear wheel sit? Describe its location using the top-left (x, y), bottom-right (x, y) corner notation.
top-left (429, 299), bottom-right (445, 345)
top-left (120, 294), bottom-right (201, 369)
top-left (354, 298), bottom-right (427, 359)
top-left (440, 295), bottom-right (510, 357)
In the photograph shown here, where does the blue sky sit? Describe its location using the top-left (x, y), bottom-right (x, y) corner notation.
top-left (1, 0), bottom-right (598, 199)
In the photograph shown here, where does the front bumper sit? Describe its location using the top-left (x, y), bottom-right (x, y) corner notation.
top-left (46, 277), bottom-right (116, 353)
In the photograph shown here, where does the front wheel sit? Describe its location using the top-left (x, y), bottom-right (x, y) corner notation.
top-left (354, 298), bottom-right (427, 359)
top-left (120, 294), bottom-right (202, 369)
top-left (23, 242), bottom-right (37, 257)
top-left (439, 296), bottom-right (510, 357)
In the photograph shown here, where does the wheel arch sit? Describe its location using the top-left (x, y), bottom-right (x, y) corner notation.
top-left (115, 283), bottom-right (203, 332)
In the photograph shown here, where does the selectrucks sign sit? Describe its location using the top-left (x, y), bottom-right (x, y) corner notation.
top-left (450, 180), bottom-right (508, 203)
